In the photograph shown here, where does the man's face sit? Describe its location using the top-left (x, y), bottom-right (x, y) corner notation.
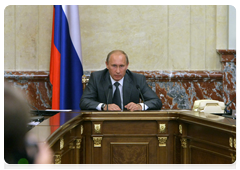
top-left (106, 52), bottom-right (129, 81)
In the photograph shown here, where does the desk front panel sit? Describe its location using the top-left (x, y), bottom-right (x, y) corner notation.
top-left (43, 110), bottom-right (236, 164)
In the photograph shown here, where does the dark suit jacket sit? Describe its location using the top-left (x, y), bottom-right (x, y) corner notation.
top-left (79, 68), bottom-right (162, 110)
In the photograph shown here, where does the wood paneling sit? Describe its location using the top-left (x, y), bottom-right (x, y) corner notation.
top-left (45, 110), bottom-right (236, 164)
top-left (190, 146), bottom-right (231, 164)
top-left (110, 142), bottom-right (149, 164)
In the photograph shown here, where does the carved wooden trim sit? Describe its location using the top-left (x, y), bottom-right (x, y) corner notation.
top-left (229, 137), bottom-right (233, 148)
top-left (81, 125), bottom-right (83, 135)
top-left (69, 142), bottom-right (75, 149)
top-left (93, 137), bottom-right (102, 147)
top-left (60, 137), bottom-right (64, 150)
top-left (76, 139), bottom-right (82, 149)
top-left (158, 137), bottom-right (167, 147)
top-left (54, 154), bottom-right (61, 164)
top-left (179, 124), bottom-right (182, 134)
top-left (94, 124), bottom-right (101, 133)
top-left (159, 124), bottom-right (166, 133)
top-left (230, 153), bottom-right (236, 163)
top-left (234, 138), bottom-right (236, 149)
top-left (181, 138), bottom-right (187, 149)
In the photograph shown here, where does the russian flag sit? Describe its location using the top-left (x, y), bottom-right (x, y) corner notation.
top-left (49, 5), bottom-right (83, 132)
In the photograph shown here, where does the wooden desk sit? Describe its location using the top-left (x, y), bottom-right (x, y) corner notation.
top-left (35, 110), bottom-right (236, 164)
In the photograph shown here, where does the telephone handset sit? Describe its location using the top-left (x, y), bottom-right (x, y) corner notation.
top-left (192, 99), bottom-right (225, 114)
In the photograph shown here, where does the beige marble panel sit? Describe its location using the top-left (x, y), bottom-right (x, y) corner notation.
top-left (38, 5), bottom-right (53, 71)
top-left (4, 5), bottom-right (228, 72)
top-left (4, 5), bottom-right (16, 71)
top-left (168, 5), bottom-right (190, 70)
top-left (79, 5), bottom-right (168, 71)
top-left (205, 5), bottom-right (221, 70)
top-left (190, 5), bottom-right (205, 70)
top-left (216, 5), bottom-right (228, 49)
top-left (79, 5), bottom-right (115, 70)
top-left (15, 5), bottom-right (39, 71)
top-left (127, 6), bottom-right (168, 71)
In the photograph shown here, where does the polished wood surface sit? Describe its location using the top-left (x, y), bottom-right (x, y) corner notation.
top-left (35, 110), bottom-right (235, 164)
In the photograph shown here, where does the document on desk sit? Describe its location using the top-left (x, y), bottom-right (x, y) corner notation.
top-left (45, 109), bottom-right (72, 112)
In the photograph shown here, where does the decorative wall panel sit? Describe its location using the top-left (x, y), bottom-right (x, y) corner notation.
top-left (136, 71), bottom-right (223, 109)
top-left (217, 50), bottom-right (236, 110)
top-left (4, 71), bottom-right (51, 110)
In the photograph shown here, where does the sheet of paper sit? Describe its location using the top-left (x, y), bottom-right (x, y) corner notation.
top-left (45, 109), bottom-right (72, 112)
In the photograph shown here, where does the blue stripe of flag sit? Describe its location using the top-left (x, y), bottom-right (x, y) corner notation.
top-left (53, 5), bottom-right (83, 125)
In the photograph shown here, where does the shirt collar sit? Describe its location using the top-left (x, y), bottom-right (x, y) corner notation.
top-left (110, 76), bottom-right (124, 86)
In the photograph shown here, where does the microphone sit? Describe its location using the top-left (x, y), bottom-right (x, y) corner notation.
top-left (107, 85), bottom-right (112, 111)
top-left (136, 85), bottom-right (145, 111)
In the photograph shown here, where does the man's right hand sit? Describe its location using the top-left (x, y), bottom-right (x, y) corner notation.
top-left (104, 104), bottom-right (121, 111)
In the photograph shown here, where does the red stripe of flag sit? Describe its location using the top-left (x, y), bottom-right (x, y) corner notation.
top-left (49, 7), bottom-right (60, 133)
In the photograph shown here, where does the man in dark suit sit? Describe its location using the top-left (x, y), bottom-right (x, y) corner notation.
top-left (80, 50), bottom-right (162, 111)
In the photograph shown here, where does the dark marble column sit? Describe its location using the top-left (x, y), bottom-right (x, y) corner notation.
top-left (217, 50), bottom-right (236, 110)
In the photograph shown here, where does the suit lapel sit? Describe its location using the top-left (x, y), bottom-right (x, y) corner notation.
top-left (123, 73), bottom-right (133, 106)
top-left (101, 71), bottom-right (112, 103)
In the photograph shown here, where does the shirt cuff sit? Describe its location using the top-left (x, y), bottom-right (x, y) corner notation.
top-left (96, 103), bottom-right (103, 111)
top-left (139, 103), bottom-right (149, 111)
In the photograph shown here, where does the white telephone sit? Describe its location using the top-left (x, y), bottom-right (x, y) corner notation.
top-left (192, 99), bottom-right (225, 114)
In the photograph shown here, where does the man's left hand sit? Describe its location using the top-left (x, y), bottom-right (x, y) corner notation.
top-left (124, 102), bottom-right (142, 111)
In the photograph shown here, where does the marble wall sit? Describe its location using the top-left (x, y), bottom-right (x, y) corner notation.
top-left (4, 70), bottom-right (222, 110)
top-left (4, 5), bottom-right (53, 71)
top-left (217, 50), bottom-right (236, 109)
top-left (4, 5), bottom-right (228, 71)
top-left (4, 71), bottom-right (51, 110)
top-left (135, 71), bottom-right (223, 109)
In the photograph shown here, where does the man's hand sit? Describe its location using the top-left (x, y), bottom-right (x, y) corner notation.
top-left (104, 104), bottom-right (121, 111)
top-left (124, 102), bottom-right (142, 111)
